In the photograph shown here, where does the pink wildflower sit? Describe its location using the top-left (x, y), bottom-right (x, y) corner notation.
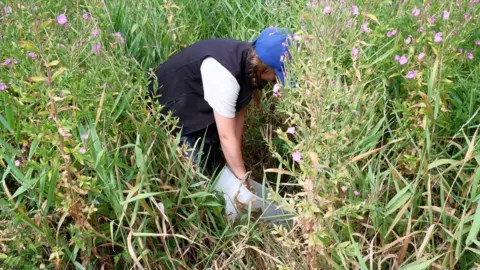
top-left (417, 53), bottom-right (425, 60)
top-left (92, 28), bottom-right (100, 38)
top-left (443, 10), bottom-right (450, 20)
top-left (386, 29), bottom-right (397, 38)
top-left (354, 190), bottom-right (360, 196)
top-left (286, 127), bottom-right (295, 134)
top-left (92, 43), bottom-right (102, 53)
top-left (81, 134), bottom-right (89, 140)
top-left (405, 36), bottom-right (412, 44)
top-left (428, 16), bottom-right (436, 24)
top-left (394, 55), bottom-right (400, 61)
top-left (4, 6), bottom-right (12, 14)
top-left (361, 23), bottom-right (370, 33)
top-left (80, 147), bottom-right (87, 154)
top-left (406, 70), bottom-right (419, 79)
top-left (2, 58), bottom-right (11, 66)
top-left (15, 160), bottom-right (21, 167)
top-left (323, 6), bottom-right (331, 14)
top-left (475, 40), bottom-right (480, 46)
top-left (273, 83), bottom-right (281, 97)
top-left (0, 82), bottom-right (7, 91)
top-left (467, 52), bottom-right (474, 60)
top-left (27, 51), bottom-right (37, 58)
top-left (418, 27), bottom-right (424, 33)
top-left (56, 14), bottom-right (67, 25)
top-left (352, 5), bottom-right (359, 15)
top-left (434, 32), bottom-right (443, 43)
top-left (398, 56), bottom-right (408, 65)
top-left (82, 13), bottom-right (91, 20)
top-left (412, 7), bottom-right (421, 17)
top-left (351, 47), bottom-right (359, 60)
top-left (292, 151), bottom-right (301, 163)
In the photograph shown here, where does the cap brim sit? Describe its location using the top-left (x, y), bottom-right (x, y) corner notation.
top-left (275, 68), bottom-right (285, 86)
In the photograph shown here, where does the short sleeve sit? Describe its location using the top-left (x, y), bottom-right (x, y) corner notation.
top-left (200, 57), bottom-right (240, 118)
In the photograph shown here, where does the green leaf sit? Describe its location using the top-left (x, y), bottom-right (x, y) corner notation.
top-left (466, 202), bottom-right (480, 246)
top-left (185, 192), bottom-right (214, 199)
top-left (0, 113), bottom-right (13, 132)
top-left (73, 261), bottom-right (86, 270)
top-left (28, 138), bottom-right (40, 160)
top-left (386, 186), bottom-right (411, 216)
top-left (120, 192), bottom-right (162, 205)
top-left (398, 255), bottom-right (442, 270)
top-left (428, 159), bottom-right (457, 170)
top-left (18, 40), bottom-right (39, 53)
top-left (0, 138), bottom-right (21, 156)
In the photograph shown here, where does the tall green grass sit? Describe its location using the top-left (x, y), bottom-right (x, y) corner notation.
top-left (1, 0), bottom-right (479, 269)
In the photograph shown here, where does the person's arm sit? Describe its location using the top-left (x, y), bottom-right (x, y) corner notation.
top-left (200, 57), bottom-right (247, 179)
top-left (214, 111), bottom-right (247, 180)
top-left (234, 105), bottom-right (248, 148)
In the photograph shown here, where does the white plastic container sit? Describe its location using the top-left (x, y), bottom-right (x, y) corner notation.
top-left (212, 166), bottom-right (294, 223)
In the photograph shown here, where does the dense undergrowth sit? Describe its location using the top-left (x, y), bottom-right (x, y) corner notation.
top-left (0, 0), bottom-right (479, 269)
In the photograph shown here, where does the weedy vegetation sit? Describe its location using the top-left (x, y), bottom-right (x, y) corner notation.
top-left (0, 0), bottom-right (479, 269)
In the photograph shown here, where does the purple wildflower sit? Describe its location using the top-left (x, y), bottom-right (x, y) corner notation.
top-left (83, 13), bottom-right (91, 20)
top-left (405, 36), bottom-right (412, 44)
top-left (352, 5), bottom-right (359, 15)
top-left (92, 28), bottom-right (100, 38)
top-left (273, 83), bottom-right (281, 97)
top-left (386, 29), bottom-right (397, 38)
top-left (323, 6), bottom-right (331, 14)
top-left (434, 32), bottom-right (443, 43)
top-left (2, 58), bottom-right (11, 66)
top-left (443, 10), bottom-right (450, 20)
top-left (292, 151), bottom-right (301, 163)
top-left (467, 52), bottom-right (474, 60)
top-left (92, 43), bottom-right (102, 53)
top-left (351, 47), bottom-right (359, 60)
top-left (0, 82), bottom-right (7, 91)
top-left (406, 70), bottom-right (419, 79)
top-left (56, 14), bottom-right (67, 25)
top-left (27, 51), bottom-right (37, 58)
top-left (361, 23), bottom-right (370, 33)
top-left (412, 7), bottom-right (421, 17)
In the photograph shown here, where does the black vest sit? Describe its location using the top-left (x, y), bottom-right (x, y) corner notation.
top-left (148, 38), bottom-right (254, 136)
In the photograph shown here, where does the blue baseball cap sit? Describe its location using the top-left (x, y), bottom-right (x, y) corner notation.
top-left (252, 27), bottom-right (293, 85)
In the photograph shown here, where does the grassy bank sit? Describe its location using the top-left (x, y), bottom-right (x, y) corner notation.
top-left (1, 0), bottom-right (479, 269)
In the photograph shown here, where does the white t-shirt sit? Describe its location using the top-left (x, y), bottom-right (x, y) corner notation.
top-left (200, 57), bottom-right (241, 118)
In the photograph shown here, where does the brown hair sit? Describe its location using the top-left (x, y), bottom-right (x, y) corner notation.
top-left (248, 48), bottom-right (274, 108)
